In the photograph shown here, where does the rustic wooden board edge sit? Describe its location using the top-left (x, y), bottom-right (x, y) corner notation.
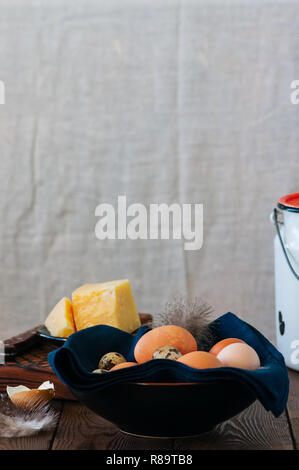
top-left (0, 313), bottom-right (153, 401)
top-left (0, 365), bottom-right (75, 400)
top-left (2, 313), bottom-right (152, 358)
top-left (2, 325), bottom-right (43, 359)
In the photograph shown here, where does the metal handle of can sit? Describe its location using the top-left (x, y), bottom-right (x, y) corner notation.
top-left (272, 207), bottom-right (299, 281)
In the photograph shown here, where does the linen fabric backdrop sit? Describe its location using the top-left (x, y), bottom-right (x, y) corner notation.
top-left (0, 0), bottom-right (299, 342)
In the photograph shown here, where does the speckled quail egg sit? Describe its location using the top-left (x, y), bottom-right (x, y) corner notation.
top-left (152, 345), bottom-right (182, 360)
top-left (98, 352), bottom-right (126, 370)
top-left (92, 368), bottom-right (109, 374)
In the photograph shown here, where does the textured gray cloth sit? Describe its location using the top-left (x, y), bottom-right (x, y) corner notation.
top-left (1, 0), bottom-right (299, 341)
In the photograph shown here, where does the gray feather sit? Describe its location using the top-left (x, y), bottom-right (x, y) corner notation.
top-left (151, 296), bottom-right (215, 351)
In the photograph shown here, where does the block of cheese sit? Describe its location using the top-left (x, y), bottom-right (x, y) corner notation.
top-left (72, 280), bottom-right (141, 333)
top-left (45, 297), bottom-right (76, 338)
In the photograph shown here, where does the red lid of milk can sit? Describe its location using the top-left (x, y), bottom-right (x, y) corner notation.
top-left (278, 192), bottom-right (299, 212)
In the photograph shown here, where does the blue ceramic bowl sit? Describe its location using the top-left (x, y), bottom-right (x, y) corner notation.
top-left (48, 313), bottom-right (289, 438)
top-left (70, 379), bottom-right (256, 438)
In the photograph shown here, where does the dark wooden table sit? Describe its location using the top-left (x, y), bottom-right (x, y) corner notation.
top-left (0, 369), bottom-right (298, 450)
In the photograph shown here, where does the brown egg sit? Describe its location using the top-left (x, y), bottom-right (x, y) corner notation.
top-left (178, 351), bottom-right (223, 369)
top-left (110, 362), bottom-right (137, 371)
top-left (6, 381), bottom-right (55, 410)
top-left (134, 325), bottom-right (197, 363)
top-left (209, 338), bottom-right (245, 356)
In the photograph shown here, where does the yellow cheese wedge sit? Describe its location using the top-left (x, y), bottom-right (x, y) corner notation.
top-left (72, 279), bottom-right (141, 333)
top-left (45, 297), bottom-right (76, 338)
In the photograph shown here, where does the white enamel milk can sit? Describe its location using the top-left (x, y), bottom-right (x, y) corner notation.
top-left (272, 192), bottom-right (299, 371)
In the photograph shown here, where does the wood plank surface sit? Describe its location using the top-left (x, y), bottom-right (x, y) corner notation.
top-left (51, 401), bottom-right (173, 450)
top-left (50, 401), bottom-right (292, 450)
top-left (173, 401), bottom-right (292, 450)
top-left (0, 370), bottom-right (298, 450)
top-left (286, 369), bottom-right (299, 450)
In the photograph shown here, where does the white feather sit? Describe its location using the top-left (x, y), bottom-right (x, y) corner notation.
top-left (0, 395), bottom-right (59, 438)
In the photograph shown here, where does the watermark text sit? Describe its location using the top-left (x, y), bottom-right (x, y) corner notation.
top-left (95, 196), bottom-right (203, 251)
top-left (290, 80), bottom-right (299, 104)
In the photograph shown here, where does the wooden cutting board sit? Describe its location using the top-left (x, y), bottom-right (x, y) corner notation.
top-left (0, 313), bottom-right (152, 400)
